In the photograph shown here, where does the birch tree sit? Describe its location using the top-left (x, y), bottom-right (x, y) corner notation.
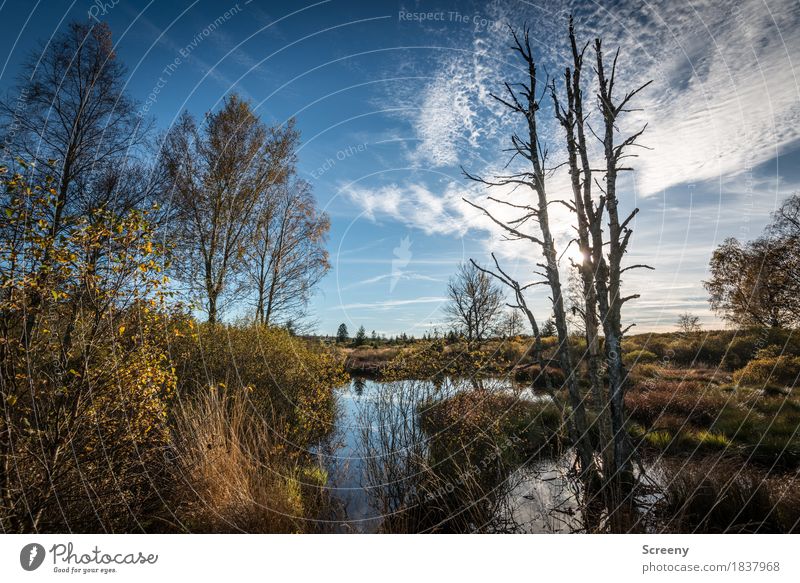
top-left (0, 21), bottom-right (150, 337)
top-left (163, 95), bottom-right (276, 324)
top-left (0, 21), bottom-right (148, 222)
top-left (249, 178), bottom-right (330, 327)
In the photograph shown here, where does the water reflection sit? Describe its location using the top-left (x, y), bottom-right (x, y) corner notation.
top-left (317, 377), bottom-right (795, 534)
top-left (322, 377), bottom-right (586, 533)
top-left (352, 376), bottom-right (366, 396)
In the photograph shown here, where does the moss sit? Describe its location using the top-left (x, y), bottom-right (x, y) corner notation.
top-left (693, 430), bottom-right (732, 450)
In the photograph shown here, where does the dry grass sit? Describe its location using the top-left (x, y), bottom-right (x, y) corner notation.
top-left (344, 346), bottom-right (403, 375)
top-left (625, 379), bottom-right (727, 426)
top-left (170, 387), bottom-right (324, 533)
top-left (657, 457), bottom-right (800, 533)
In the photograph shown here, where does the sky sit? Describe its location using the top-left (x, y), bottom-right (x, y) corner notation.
top-left (1, 0), bottom-right (799, 336)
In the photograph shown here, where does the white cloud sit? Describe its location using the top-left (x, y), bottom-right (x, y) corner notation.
top-left (614, 0), bottom-right (800, 195)
top-left (342, 0), bottom-right (800, 330)
top-left (343, 272), bottom-right (443, 290)
top-left (345, 181), bottom-right (476, 236)
top-left (389, 0), bottom-right (800, 196)
top-left (342, 175), bottom-right (578, 282)
top-left (333, 296), bottom-right (446, 311)
top-left (410, 66), bottom-right (480, 167)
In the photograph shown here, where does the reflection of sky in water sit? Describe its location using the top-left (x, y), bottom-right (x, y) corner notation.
top-left (320, 377), bottom-right (584, 533)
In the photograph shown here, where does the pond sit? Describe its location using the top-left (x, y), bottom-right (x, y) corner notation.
top-left (316, 376), bottom-right (590, 533)
top-left (311, 376), bottom-right (792, 534)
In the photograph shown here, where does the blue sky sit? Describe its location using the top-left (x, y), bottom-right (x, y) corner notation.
top-left (2, 0), bottom-right (799, 336)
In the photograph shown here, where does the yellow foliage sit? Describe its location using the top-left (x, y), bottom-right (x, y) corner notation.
top-left (0, 169), bottom-right (176, 532)
top-left (172, 324), bottom-right (348, 447)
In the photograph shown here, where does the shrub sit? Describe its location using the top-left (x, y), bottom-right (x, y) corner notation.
top-left (485, 338), bottom-right (528, 366)
top-left (664, 339), bottom-right (703, 366)
top-left (420, 388), bottom-right (563, 461)
top-left (383, 341), bottom-right (512, 381)
top-left (344, 346), bottom-right (402, 376)
top-left (2, 325), bottom-right (176, 532)
top-left (172, 324), bottom-right (348, 447)
top-left (625, 380), bottom-right (727, 426)
top-left (733, 355), bottom-right (800, 388)
top-left (0, 170), bottom-right (176, 532)
top-left (513, 364), bottom-right (566, 387)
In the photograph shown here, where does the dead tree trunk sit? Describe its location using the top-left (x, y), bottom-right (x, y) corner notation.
top-left (463, 27), bottom-right (595, 479)
top-left (550, 19), bottom-right (613, 477)
top-left (471, 255), bottom-right (554, 394)
top-left (593, 38), bottom-right (652, 482)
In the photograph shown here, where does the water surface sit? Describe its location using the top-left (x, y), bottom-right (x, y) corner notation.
top-left (319, 377), bottom-right (584, 533)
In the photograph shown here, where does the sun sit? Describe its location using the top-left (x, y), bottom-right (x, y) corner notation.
top-left (564, 243), bottom-right (588, 266)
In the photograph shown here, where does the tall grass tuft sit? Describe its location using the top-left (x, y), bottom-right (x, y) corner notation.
top-left (170, 387), bottom-right (324, 533)
top-left (659, 459), bottom-right (799, 533)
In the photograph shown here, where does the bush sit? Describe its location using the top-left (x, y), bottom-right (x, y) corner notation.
top-left (625, 380), bottom-right (727, 426)
top-left (382, 341), bottom-right (512, 381)
top-left (513, 364), bottom-right (566, 387)
top-left (2, 325), bottom-right (176, 532)
top-left (420, 388), bottom-right (563, 461)
top-left (344, 346), bottom-right (402, 376)
top-left (733, 355), bottom-right (800, 388)
top-left (172, 324), bottom-right (348, 447)
top-left (622, 329), bottom-right (800, 371)
top-left (0, 171), bottom-right (177, 532)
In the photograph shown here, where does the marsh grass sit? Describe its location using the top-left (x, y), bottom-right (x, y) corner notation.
top-left (170, 387), bottom-right (328, 533)
top-left (657, 458), bottom-right (800, 533)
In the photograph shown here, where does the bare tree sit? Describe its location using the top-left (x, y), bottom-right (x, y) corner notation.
top-left (550, 18), bottom-right (652, 488)
top-left (592, 34), bottom-right (652, 481)
top-left (162, 95), bottom-right (279, 324)
top-left (249, 178), bottom-right (330, 327)
top-left (500, 309), bottom-right (525, 337)
top-left (470, 255), bottom-right (552, 393)
top-left (0, 21), bottom-right (148, 223)
top-left (462, 26), bottom-right (596, 477)
top-left (444, 262), bottom-right (504, 342)
top-left (463, 20), bottom-right (652, 505)
top-left (676, 312), bottom-right (702, 335)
